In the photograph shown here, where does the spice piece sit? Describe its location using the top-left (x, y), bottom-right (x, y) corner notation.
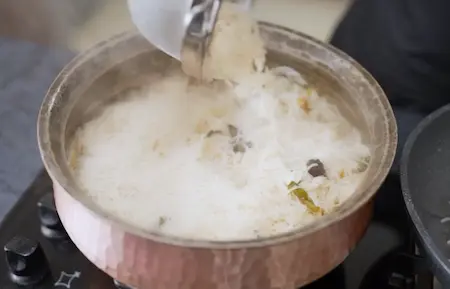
top-left (227, 124), bottom-right (253, 154)
top-left (206, 130), bottom-right (223, 138)
top-left (297, 97), bottom-right (311, 113)
top-left (228, 124), bottom-right (239, 138)
top-left (307, 159), bottom-right (326, 177)
top-left (233, 143), bottom-right (246, 153)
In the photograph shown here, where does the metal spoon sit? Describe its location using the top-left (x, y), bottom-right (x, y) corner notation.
top-left (127, 0), bottom-right (252, 78)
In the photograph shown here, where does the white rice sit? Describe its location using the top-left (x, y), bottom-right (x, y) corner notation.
top-left (201, 2), bottom-right (266, 82)
top-left (72, 67), bottom-right (370, 241)
top-left (71, 3), bottom-right (371, 241)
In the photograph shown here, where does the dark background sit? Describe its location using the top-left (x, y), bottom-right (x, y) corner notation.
top-left (0, 37), bottom-right (74, 220)
top-left (0, 0), bottom-right (97, 220)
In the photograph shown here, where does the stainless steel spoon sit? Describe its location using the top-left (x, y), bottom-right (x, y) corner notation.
top-left (127, 0), bottom-right (252, 78)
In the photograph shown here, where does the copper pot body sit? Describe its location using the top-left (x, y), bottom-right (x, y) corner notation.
top-left (38, 23), bottom-right (397, 289)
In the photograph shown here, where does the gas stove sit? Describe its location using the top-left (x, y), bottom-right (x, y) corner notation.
top-left (0, 170), bottom-right (436, 289)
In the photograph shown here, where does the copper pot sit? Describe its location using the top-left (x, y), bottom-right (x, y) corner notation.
top-left (37, 23), bottom-right (397, 289)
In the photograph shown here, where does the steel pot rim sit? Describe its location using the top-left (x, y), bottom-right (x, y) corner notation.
top-left (37, 22), bottom-right (397, 249)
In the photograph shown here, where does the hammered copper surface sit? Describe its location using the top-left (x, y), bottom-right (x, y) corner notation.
top-left (38, 23), bottom-right (397, 289)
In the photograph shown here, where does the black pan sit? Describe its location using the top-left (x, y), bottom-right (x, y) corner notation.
top-left (401, 104), bottom-right (450, 286)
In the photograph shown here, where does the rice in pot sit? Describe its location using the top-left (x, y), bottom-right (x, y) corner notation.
top-left (70, 3), bottom-right (371, 241)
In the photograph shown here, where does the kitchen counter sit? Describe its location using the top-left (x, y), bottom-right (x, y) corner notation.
top-left (0, 38), bottom-right (73, 220)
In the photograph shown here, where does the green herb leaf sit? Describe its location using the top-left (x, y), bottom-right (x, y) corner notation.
top-left (158, 216), bottom-right (167, 228)
top-left (287, 181), bottom-right (299, 190)
top-left (289, 188), bottom-right (324, 215)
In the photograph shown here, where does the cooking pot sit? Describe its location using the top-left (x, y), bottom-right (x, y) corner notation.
top-left (37, 23), bottom-right (397, 289)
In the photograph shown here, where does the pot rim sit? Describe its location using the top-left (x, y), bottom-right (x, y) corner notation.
top-left (37, 22), bottom-right (397, 249)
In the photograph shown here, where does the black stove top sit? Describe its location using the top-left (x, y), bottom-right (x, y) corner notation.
top-left (0, 170), bottom-right (437, 289)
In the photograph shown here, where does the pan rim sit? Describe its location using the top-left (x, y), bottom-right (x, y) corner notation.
top-left (38, 24), bottom-right (397, 249)
top-left (401, 103), bottom-right (450, 283)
